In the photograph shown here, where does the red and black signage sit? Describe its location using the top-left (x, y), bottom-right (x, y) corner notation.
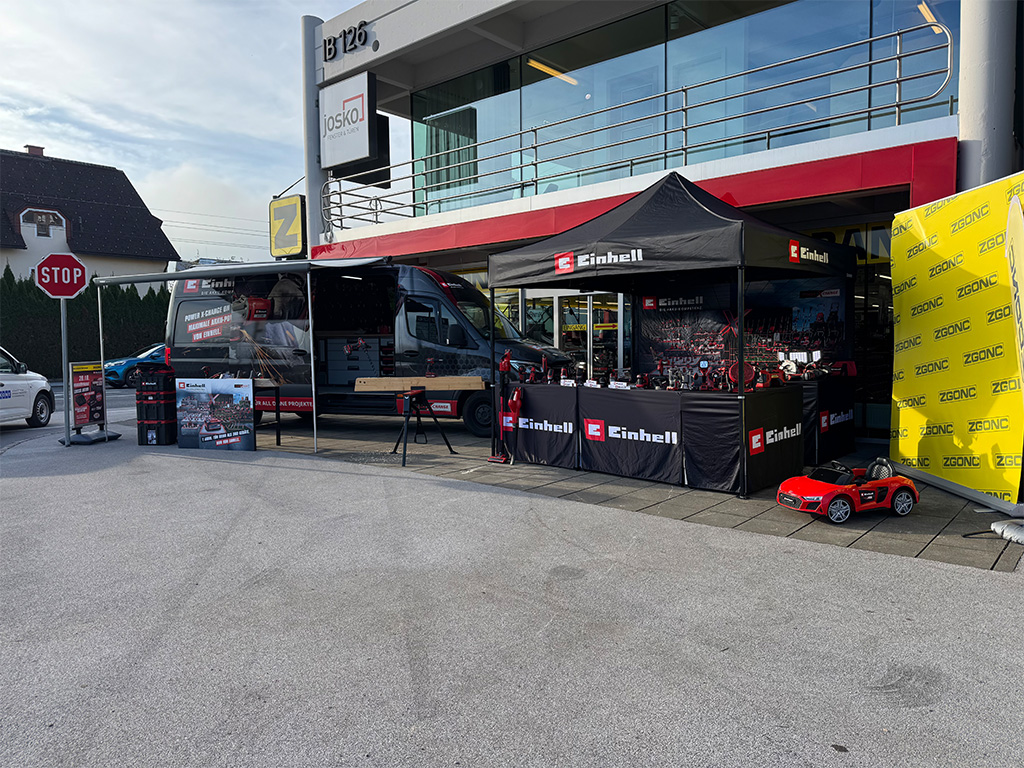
top-left (579, 388), bottom-right (682, 485)
top-left (503, 383), bottom-right (577, 469)
top-left (797, 377), bottom-right (855, 465)
top-left (744, 387), bottom-right (804, 493)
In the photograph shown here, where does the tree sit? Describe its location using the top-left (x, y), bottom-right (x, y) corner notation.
top-left (0, 269), bottom-right (169, 378)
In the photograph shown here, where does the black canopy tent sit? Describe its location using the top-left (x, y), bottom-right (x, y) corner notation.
top-left (489, 172), bottom-right (855, 291)
top-left (487, 172), bottom-right (856, 494)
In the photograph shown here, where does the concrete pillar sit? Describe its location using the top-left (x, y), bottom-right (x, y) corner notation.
top-left (956, 0), bottom-right (1018, 191)
top-left (301, 16), bottom-right (330, 251)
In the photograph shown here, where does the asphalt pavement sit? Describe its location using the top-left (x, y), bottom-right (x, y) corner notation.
top-left (2, 411), bottom-right (1022, 767)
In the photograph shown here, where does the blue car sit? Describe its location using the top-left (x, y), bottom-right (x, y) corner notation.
top-left (104, 344), bottom-right (165, 388)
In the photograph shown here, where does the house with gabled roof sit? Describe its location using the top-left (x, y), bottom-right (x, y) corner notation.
top-left (0, 146), bottom-right (179, 285)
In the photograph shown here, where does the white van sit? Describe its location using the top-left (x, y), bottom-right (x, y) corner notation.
top-left (0, 346), bottom-right (54, 427)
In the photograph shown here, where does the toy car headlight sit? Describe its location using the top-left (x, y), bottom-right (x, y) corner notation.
top-left (803, 495), bottom-right (823, 502)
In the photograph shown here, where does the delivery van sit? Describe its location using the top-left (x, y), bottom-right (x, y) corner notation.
top-left (165, 260), bottom-right (570, 436)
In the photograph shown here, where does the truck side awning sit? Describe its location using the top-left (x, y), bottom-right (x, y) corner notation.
top-left (92, 257), bottom-right (386, 286)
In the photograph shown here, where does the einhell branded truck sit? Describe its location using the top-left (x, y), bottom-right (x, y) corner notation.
top-left (164, 258), bottom-right (569, 435)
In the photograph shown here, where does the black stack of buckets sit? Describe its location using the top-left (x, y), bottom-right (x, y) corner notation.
top-left (136, 362), bottom-right (176, 445)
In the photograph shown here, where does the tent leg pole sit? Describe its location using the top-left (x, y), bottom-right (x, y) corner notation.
top-left (738, 265), bottom-right (748, 499)
top-left (97, 285), bottom-right (108, 441)
top-left (489, 286), bottom-right (497, 458)
top-left (307, 270), bottom-right (317, 454)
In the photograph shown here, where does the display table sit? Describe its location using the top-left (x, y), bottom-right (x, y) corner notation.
top-left (502, 383), bottom-right (804, 493)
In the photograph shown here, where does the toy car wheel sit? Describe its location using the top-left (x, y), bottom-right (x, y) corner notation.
top-left (825, 496), bottom-right (853, 524)
top-left (891, 488), bottom-right (915, 517)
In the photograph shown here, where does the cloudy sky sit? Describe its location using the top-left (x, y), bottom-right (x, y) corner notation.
top-left (0, 0), bottom-right (370, 263)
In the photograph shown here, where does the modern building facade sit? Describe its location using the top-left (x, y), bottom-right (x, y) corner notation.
top-left (301, 0), bottom-right (1022, 436)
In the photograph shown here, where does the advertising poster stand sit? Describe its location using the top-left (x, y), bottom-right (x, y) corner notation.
top-left (63, 361), bottom-right (121, 445)
top-left (176, 378), bottom-right (256, 451)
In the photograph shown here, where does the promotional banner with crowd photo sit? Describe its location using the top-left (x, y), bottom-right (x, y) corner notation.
top-left (890, 171), bottom-right (1024, 504)
top-left (175, 378), bottom-right (256, 451)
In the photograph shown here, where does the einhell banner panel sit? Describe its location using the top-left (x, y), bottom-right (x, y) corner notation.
top-left (176, 378), bottom-right (256, 451)
top-left (504, 384), bottom-right (577, 469)
top-left (579, 388), bottom-right (682, 485)
top-left (890, 171), bottom-right (1024, 503)
top-left (744, 387), bottom-right (804, 493)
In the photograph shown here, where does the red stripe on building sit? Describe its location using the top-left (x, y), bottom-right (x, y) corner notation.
top-left (312, 139), bottom-right (956, 260)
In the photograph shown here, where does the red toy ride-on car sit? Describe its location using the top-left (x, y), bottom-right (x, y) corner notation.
top-left (777, 458), bottom-right (918, 524)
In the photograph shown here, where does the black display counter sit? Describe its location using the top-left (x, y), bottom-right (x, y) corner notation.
top-left (501, 383), bottom-right (804, 494)
top-left (795, 378), bottom-right (855, 466)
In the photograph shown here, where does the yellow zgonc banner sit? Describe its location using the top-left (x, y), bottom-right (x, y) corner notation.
top-left (890, 172), bottom-right (1024, 504)
top-left (1007, 196), bottom-right (1024, 395)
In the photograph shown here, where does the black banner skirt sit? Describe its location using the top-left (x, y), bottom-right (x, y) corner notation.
top-left (579, 388), bottom-right (683, 485)
top-left (505, 383), bottom-right (578, 469)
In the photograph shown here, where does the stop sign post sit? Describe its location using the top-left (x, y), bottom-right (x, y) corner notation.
top-left (34, 253), bottom-right (90, 447)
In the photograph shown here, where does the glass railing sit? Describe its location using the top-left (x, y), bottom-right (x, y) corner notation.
top-left (323, 23), bottom-right (951, 232)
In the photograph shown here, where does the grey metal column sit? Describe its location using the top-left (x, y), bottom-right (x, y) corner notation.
top-left (957, 0), bottom-right (1018, 190)
top-left (301, 15), bottom-right (329, 247)
top-left (61, 299), bottom-right (70, 448)
top-left (306, 270), bottom-right (318, 454)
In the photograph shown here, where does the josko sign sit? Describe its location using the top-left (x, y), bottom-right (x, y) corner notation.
top-left (320, 72), bottom-right (377, 170)
top-left (890, 171), bottom-right (1024, 503)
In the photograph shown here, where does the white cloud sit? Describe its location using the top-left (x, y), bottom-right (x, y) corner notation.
top-left (1, 0), bottom-right (357, 264)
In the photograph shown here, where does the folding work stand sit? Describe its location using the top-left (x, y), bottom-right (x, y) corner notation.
top-left (392, 387), bottom-right (457, 467)
top-left (353, 376), bottom-right (485, 468)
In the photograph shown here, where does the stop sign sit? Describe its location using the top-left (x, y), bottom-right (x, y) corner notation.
top-left (34, 253), bottom-right (89, 299)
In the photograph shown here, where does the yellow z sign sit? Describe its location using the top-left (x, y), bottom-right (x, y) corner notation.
top-left (269, 195), bottom-right (307, 258)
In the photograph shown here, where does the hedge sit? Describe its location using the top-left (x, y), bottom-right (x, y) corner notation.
top-left (0, 264), bottom-right (170, 379)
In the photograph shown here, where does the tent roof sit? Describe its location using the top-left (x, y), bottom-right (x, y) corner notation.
top-left (488, 172), bottom-right (855, 293)
top-left (93, 257), bottom-right (386, 286)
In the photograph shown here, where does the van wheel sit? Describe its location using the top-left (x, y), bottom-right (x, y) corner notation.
top-left (463, 391), bottom-right (493, 437)
top-left (27, 393), bottom-right (52, 427)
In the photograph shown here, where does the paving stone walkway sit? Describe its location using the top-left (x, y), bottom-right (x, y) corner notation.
top-left (256, 413), bottom-right (1022, 572)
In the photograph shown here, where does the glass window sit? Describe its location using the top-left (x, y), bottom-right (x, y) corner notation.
top-left (523, 8), bottom-right (667, 191)
top-left (869, 0), bottom-right (960, 127)
top-left (405, 297), bottom-right (440, 343)
top-left (412, 61), bottom-right (522, 213)
top-left (406, 0), bottom-right (959, 213)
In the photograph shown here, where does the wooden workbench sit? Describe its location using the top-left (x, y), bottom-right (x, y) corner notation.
top-left (354, 376), bottom-right (486, 392)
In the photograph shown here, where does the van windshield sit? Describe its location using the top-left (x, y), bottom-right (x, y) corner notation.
top-left (449, 286), bottom-right (521, 340)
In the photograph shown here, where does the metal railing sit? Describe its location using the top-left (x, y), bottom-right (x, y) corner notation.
top-left (323, 23), bottom-right (952, 232)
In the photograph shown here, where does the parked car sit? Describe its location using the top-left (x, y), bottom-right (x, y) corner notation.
top-left (104, 344), bottom-right (165, 388)
top-left (777, 458), bottom-right (918, 524)
top-left (0, 345), bottom-right (54, 427)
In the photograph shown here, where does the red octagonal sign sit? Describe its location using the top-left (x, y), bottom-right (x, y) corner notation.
top-left (34, 252), bottom-right (89, 299)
